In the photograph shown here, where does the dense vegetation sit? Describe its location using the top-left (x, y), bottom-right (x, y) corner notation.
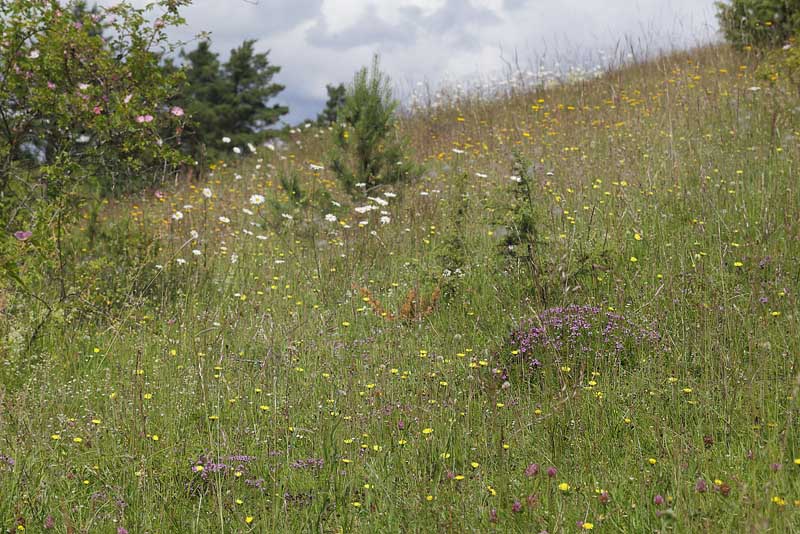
top-left (2, 1), bottom-right (800, 532)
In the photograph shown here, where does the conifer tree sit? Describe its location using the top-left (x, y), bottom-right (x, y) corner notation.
top-left (179, 39), bottom-right (288, 156)
top-left (317, 83), bottom-right (346, 125)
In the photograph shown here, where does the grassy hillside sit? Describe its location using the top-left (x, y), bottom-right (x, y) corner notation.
top-left (1, 43), bottom-right (800, 532)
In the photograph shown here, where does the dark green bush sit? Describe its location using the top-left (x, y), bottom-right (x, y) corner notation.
top-left (716, 0), bottom-right (800, 47)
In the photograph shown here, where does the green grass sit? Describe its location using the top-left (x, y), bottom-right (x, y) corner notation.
top-left (1, 43), bottom-right (800, 533)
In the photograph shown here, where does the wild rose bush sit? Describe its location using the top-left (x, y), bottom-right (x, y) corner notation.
top-left (0, 0), bottom-right (190, 211)
top-left (0, 0), bottom-right (192, 355)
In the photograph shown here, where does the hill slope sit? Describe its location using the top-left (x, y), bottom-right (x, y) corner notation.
top-left (1, 44), bottom-right (799, 532)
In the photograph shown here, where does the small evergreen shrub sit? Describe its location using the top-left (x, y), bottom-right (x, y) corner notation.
top-left (330, 56), bottom-right (420, 194)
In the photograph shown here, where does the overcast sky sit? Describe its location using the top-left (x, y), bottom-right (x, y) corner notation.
top-left (103, 0), bottom-right (721, 124)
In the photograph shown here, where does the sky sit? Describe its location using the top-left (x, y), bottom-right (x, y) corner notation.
top-left (103, 0), bottom-right (721, 124)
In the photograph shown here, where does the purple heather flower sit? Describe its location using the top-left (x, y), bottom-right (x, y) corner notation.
top-left (546, 466), bottom-right (557, 478)
top-left (511, 500), bottom-right (522, 513)
top-left (510, 305), bottom-right (661, 370)
top-left (653, 494), bottom-right (665, 505)
top-left (13, 230), bottom-right (32, 241)
top-left (117, 528), bottom-right (129, 534)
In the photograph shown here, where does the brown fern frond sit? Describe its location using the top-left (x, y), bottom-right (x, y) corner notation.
top-left (399, 288), bottom-right (418, 320)
top-left (421, 286), bottom-right (441, 317)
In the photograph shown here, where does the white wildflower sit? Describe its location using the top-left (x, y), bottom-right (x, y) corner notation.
top-left (176, 258), bottom-right (187, 265)
top-left (249, 194), bottom-right (265, 205)
top-left (190, 230), bottom-right (199, 240)
top-left (379, 216), bottom-right (391, 225)
top-left (368, 196), bottom-right (388, 206)
top-left (191, 249), bottom-right (202, 256)
top-left (171, 211), bottom-right (184, 221)
top-left (281, 213), bottom-right (293, 220)
top-left (202, 187), bottom-right (212, 198)
top-left (233, 146), bottom-right (242, 154)
top-left (222, 136), bottom-right (231, 143)
top-left (325, 213), bottom-right (338, 223)
top-left (242, 208), bottom-right (254, 216)
top-left (218, 216), bottom-right (230, 224)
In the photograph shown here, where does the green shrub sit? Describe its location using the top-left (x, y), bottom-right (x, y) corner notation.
top-left (330, 56), bottom-right (420, 194)
top-left (716, 0), bottom-right (800, 48)
top-left (755, 36), bottom-right (800, 91)
top-left (0, 0), bottom-right (191, 349)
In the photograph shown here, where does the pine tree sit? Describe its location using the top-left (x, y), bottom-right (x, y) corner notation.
top-left (221, 40), bottom-right (288, 148)
top-left (317, 83), bottom-right (346, 125)
top-left (180, 41), bottom-right (227, 156)
top-left (330, 56), bottom-right (420, 194)
top-left (179, 39), bottom-right (288, 157)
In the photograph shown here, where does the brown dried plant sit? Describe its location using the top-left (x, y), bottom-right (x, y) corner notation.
top-left (358, 285), bottom-right (440, 322)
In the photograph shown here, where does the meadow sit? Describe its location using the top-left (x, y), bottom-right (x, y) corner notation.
top-left (1, 43), bottom-right (799, 532)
